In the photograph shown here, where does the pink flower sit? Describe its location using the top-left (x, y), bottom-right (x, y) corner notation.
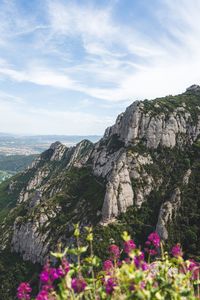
top-left (40, 264), bottom-right (64, 286)
top-left (40, 270), bottom-right (49, 283)
top-left (124, 239), bottom-right (136, 254)
top-left (42, 284), bottom-right (54, 291)
top-left (134, 252), bottom-right (148, 269)
top-left (71, 278), bottom-right (87, 293)
top-left (188, 259), bottom-right (200, 280)
top-left (36, 290), bottom-right (49, 300)
top-left (145, 232), bottom-right (160, 256)
top-left (141, 262), bottom-right (149, 271)
top-left (148, 249), bottom-right (157, 256)
top-left (147, 232), bottom-right (160, 248)
top-left (49, 268), bottom-right (59, 281)
top-left (17, 282), bottom-right (32, 300)
top-left (145, 241), bottom-right (151, 246)
top-left (105, 278), bottom-right (117, 294)
top-left (56, 266), bottom-right (65, 277)
top-left (103, 260), bottom-right (114, 271)
top-left (109, 244), bottom-right (120, 259)
top-left (171, 244), bottom-right (182, 258)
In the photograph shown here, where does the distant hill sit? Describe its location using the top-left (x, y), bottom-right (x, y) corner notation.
top-left (0, 154), bottom-right (38, 184)
top-left (0, 134), bottom-right (101, 155)
top-left (0, 170), bottom-right (14, 184)
top-left (0, 154), bottom-right (38, 172)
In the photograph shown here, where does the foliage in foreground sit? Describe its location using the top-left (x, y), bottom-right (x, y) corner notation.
top-left (17, 225), bottom-right (200, 300)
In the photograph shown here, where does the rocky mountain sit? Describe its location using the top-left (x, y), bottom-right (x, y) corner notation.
top-left (1, 85), bottom-right (200, 297)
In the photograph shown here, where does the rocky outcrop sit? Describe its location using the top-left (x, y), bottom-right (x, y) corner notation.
top-left (156, 188), bottom-right (181, 241)
top-left (101, 152), bottom-right (133, 222)
top-left (12, 218), bottom-right (50, 264)
top-left (104, 101), bottom-right (200, 149)
top-left (67, 140), bottom-right (93, 168)
top-left (156, 169), bottom-right (191, 240)
top-left (186, 84), bottom-right (200, 94)
top-left (11, 206), bottom-right (61, 263)
top-left (50, 141), bottom-right (67, 161)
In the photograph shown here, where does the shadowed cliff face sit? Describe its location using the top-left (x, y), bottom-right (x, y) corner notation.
top-left (1, 85), bottom-right (200, 263)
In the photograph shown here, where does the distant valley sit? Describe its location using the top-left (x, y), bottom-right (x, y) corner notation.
top-left (0, 133), bottom-right (101, 155)
top-left (0, 170), bottom-right (14, 184)
top-left (0, 134), bottom-right (101, 183)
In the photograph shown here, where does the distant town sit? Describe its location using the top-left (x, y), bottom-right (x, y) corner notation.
top-left (0, 133), bottom-right (101, 156)
top-left (0, 133), bottom-right (101, 183)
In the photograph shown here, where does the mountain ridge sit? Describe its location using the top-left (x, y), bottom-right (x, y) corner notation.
top-left (0, 85), bottom-right (200, 269)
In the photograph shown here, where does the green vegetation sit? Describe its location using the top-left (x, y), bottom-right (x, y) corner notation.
top-left (0, 166), bottom-right (106, 299)
top-left (0, 251), bottom-right (40, 300)
top-left (0, 154), bottom-right (37, 172)
top-left (17, 225), bottom-right (200, 300)
top-left (142, 92), bottom-right (200, 125)
top-left (1, 90), bottom-right (200, 298)
top-left (0, 170), bottom-right (14, 184)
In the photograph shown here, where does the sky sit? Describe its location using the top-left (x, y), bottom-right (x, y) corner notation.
top-left (0, 0), bottom-right (200, 135)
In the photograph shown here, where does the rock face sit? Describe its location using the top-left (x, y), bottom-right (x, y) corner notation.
top-left (156, 188), bottom-right (181, 241)
top-left (104, 101), bottom-right (200, 149)
top-left (101, 152), bottom-right (134, 221)
top-left (186, 84), bottom-right (200, 94)
top-left (50, 141), bottom-right (67, 161)
top-left (1, 85), bottom-right (200, 263)
top-left (156, 169), bottom-right (192, 241)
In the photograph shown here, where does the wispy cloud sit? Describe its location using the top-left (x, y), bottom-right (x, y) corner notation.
top-left (0, 0), bottom-right (200, 134)
top-left (0, 95), bottom-right (113, 135)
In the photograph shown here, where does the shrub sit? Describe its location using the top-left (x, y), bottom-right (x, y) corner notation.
top-left (17, 225), bottom-right (200, 300)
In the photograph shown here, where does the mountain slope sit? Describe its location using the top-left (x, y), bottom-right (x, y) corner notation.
top-left (0, 85), bottom-right (200, 271)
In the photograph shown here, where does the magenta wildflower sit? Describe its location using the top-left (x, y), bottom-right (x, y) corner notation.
top-left (71, 278), bottom-right (87, 293)
top-left (105, 278), bottom-right (117, 295)
top-left (40, 264), bottom-right (63, 286)
top-left (188, 259), bottom-right (200, 280)
top-left (109, 244), bottom-right (120, 259)
top-left (56, 266), bottom-right (65, 277)
top-left (145, 232), bottom-right (160, 256)
top-left (148, 249), bottom-right (157, 256)
top-left (134, 252), bottom-right (146, 269)
top-left (17, 282), bottom-right (32, 300)
top-left (103, 260), bottom-right (114, 271)
top-left (141, 262), bottom-right (149, 271)
top-left (42, 284), bottom-right (54, 291)
top-left (40, 270), bottom-right (50, 283)
top-left (171, 244), bottom-right (183, 258)
top-left (147, 232), bottom-right (160, 248)
top-left (49, 268), bottom-right (59, 281)
top-left (36, 290), bottom-right (49, 300)
top-left (124, 239), bottom-right (136, 254)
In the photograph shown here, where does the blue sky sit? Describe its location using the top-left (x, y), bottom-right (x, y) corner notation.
top-left (0, 0), bottom-right (199, 135)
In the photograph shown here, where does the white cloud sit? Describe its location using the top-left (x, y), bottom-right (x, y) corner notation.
top-left (1, 0), bottom-right (200, 135)
top-left (33, 0), bottom-right (200, 100)
top-left (0, 96), bottom-right (113, 135)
